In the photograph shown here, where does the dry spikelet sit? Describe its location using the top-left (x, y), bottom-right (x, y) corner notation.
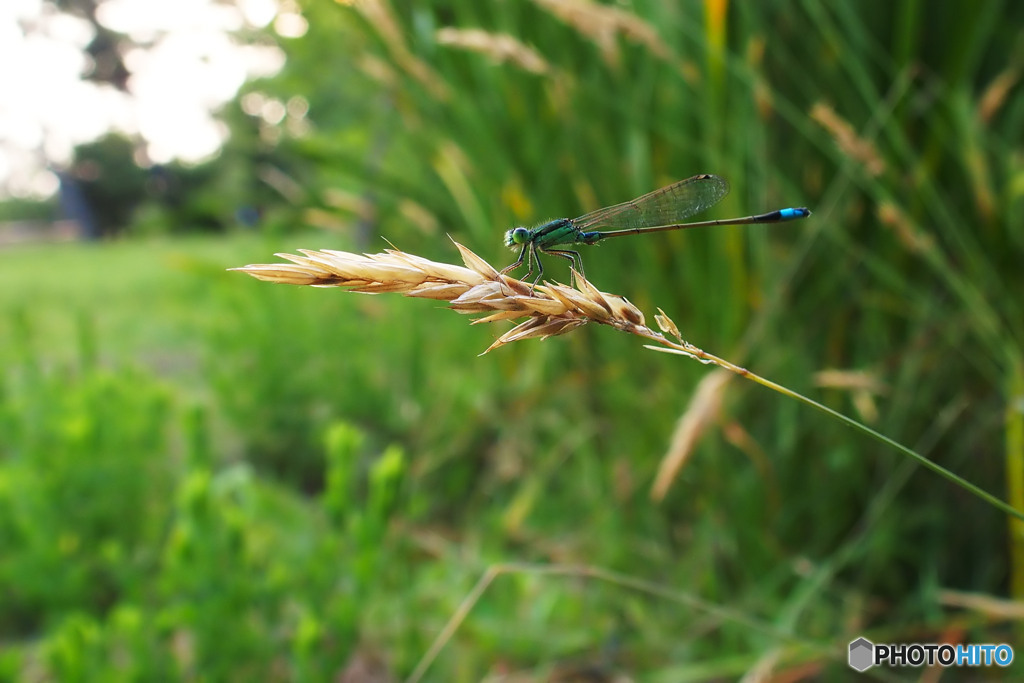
top-left (978, 65), bottom-right (1020, 124)
top-left (939, 589), bottom-right (1024, 620)
top-left (346, 0), bottom-right (450, 100)
top-left (436, 28), bottom-right (550, 75)
top-left (876, 201), bottom-right (934, 254)
top-left (230, 239), bottom-right (648, 354)
top-left (654, 307), bottom-right (681, 342)
top-left (358, 53), bottom-right (399, 88)
top-left (650, 368), bottom-right (732, 501)
top-left (814, 368), bottom-right (888, 425)
top-left (531, 0), bottom-right (671, 66)
top-left (397, 199), bottom-right (440, 235)
top-left (810, 102), bottom-right (886, 177)
top-left (813, 369), bottom-right (887, 394)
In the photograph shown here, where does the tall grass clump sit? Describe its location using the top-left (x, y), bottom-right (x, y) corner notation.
top-left (0, 310), bottom-right (176, 634)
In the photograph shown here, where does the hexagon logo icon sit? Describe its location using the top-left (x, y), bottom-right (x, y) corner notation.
top-left (849, 637), bottom-right (874, 672)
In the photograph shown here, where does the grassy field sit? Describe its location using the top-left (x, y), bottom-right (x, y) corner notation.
top-left (3, 0), bottom-right (1023, 680)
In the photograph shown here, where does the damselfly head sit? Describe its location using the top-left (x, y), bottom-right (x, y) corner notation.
top-left (504, 227), bottom-right (531, 248)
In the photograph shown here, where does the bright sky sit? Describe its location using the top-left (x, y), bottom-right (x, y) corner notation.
top-left (0, 0), bottom-right (301, 199)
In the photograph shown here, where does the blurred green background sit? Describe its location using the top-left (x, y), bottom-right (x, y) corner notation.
top-left (2, 0), bottom-right (1023, 680)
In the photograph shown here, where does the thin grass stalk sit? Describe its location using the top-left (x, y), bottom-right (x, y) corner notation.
top-left (404, 561), bottom-right (825, 683)
top-left (409, 559), bottom-right (1024, 682)
top-left (1008, 362), bottom-right (1024, 607)
top-left (644, 340), bottom-right (1023, 521)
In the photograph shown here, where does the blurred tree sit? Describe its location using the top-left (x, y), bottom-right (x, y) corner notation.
top-left (50, 0), bottom-right (131, 90)
top-left (67, 134), bottom-right (145, 237)
top-left (28, 0), bottom-right (305, 236)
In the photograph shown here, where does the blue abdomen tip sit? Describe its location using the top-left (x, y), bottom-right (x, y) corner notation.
top-left (780, 207), bottom-right (811, 220)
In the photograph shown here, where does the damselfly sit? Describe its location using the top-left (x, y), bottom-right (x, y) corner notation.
top-left (501, 174), bottom-right (810, 284)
